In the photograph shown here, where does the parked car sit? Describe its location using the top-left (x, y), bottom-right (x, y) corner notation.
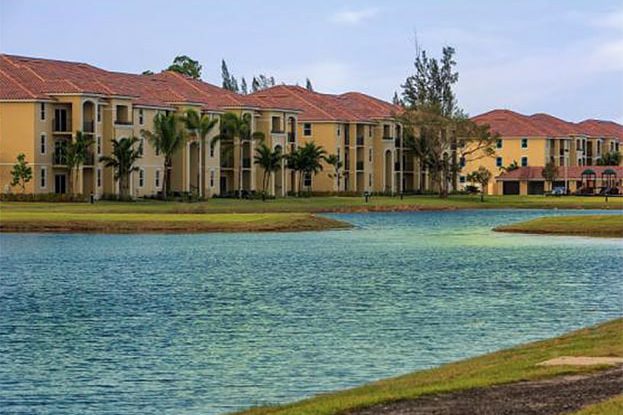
top-left (551, 187), bottom-right (566, 196)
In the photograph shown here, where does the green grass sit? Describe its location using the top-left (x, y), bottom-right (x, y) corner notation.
top-left (570, 395), bottom-right (623, 415)
top-left (494, 215), bottom-right (623, 237)
top-left (231, 319), bottom-right (623, 415)
top-left (0, 195), bottom-right (621, 215)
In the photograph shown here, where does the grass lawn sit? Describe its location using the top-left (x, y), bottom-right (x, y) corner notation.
top-left (570, 395), bottom-right (623, 415)
top-left (232, 318), bottom-right (623, 415)
top-left (0, 211), bottom-right (350, 233)
top-left (494, 215), bottom-right (623, 237)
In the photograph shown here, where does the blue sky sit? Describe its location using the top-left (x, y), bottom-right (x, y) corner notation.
top-left (1, 0), bottom-right (622, 122)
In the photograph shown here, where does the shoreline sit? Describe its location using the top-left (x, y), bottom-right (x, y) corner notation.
top-left (494, 215), bottom-right (623, 238)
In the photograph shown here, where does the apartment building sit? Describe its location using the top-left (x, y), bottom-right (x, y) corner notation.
top-left (249, 86), bottom-right (421, 193)
top-left (0, 54), bottom-right (300, 198)
top-left (463, 109), bottom-right (622, 195)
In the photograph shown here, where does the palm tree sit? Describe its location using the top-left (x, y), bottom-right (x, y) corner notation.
top-left (324, 154), bottom-right (343, 191)
top-left (64, 130), bottom-right (94, 194)
top-left (99, 137), bottom-right (142, 200)
top-left (253, 143), bottom-right (282, 199)
top-left (285, 147), bottom-right (305, 196)
top-left (212, 112), bottom-right (264, 198)
top-left (300, 141), bottom-right (326, 193)
top-left (183, 109), bottom-right (218, 197)
top-left (597, 151), bottom-right (622, 166)
top-left (141, 112), bottom-right (187, 198)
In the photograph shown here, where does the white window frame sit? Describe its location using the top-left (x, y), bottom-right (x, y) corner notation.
top-left (209, 144), bottom-right (215, 158)
top-left (97, 105), bottom-right (102, 123)
top-left (210, 169), bottom-right (215, 188)
top-left (138, 109), bottom-right (144, 125)
top-left (369, 125), bottom-right (373, 137)
top-left (40, 103), bottom-right (46, 121)
top-left (96, 136), bottom-right (102, 156)
top-left (369, 148), bottom-right (373, 163)
top-left (40, 166), bottom-right (47, 189)
top-left (155, 169), bottom-right (161, 188)
top-left (138, 168), bottom-right (145, 188)
top-left (496, 139), bottom-right (503, 149)
top-left (97, 168), bottom-right (102, 188)
top-left (40, 133), bottom-right (47, 155)
top-left (303, 123), bottom-right (312, 137)
top-left (521, 156), bottom-right (528, 167)
top-left (139, 138), bottom-right (144, 156)
top-left (303, 172), bottom-right (312, 187)
top-left (496, 157), bottom-right (503, 167)
top-left (521, 138), bottom-right (528, 149)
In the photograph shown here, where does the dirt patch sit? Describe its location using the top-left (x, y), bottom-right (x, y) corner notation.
top-left (346, 366), bottom-right (623, 415)
top-left (538, 356), bottom-right (623, 366)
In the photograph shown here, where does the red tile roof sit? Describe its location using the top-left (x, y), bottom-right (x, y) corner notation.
top-left (472, 109), bottom-right (622, 141)
top-left (496, 166), bottom-right (623, 181)
top-left (0, 54), bottom-right (296, 112)
top-left (248, 85), bottom-right (398, 122)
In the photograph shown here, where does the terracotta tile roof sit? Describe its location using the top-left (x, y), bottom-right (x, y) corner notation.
top-left (472, 109), bottom-right (622, 141)
top-left (0, 54), bottom-right (298, 112)
top-left (496, 166), bottom-right (623, 181)
top-left (248, 85), bottom-right (398, 122)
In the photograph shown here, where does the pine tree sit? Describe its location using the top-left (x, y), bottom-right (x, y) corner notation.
top-left (221, 60), bottom-right (232, 90)
top-left (252, 76), bottom-right (260, 92)
top-left (241, 77), bottom-right (248, 95)
top-left (392, 91), bottom-right (401, 105)
top-left (306, 78), bottom-right (313, 91)
top-left (167, 55), bottom-right (202, 79)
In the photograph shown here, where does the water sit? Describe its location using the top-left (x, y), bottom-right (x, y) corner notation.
top-left (0, 209), bottom-right (621, 414)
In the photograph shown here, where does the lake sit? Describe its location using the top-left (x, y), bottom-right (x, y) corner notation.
top-left (0, 210), bottom-right (621, 414)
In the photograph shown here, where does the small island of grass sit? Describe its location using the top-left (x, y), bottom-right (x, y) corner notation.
top-left (494, 215), bottom-right (623, 238)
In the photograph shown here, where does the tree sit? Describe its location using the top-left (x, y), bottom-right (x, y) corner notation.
top-left (392, 91), bottom-right (401, 106)
top-left (597, 151), bottom-right (622, 166)
top-left (212, 112), bottom-right (264, 198)
top-left (466, 166), bottom-right (492, 202)
top-left (324, 154), bottom-right (343, 191)
top-left (167, 55), bottom-right (202, 79)
top-left (251, 74), bottom-right (276, 92)
top-left (306, 78), bottom-right (313, 91)
top-left (142, 70), bottom-right (154, 75)
top-left (501, 160), bottom-right (519, 172)
top-left (10, 153), bottom-right (32, 193)
top-left (241, 77), bottom-right (248, 95)
top-left (253, 143), bottom-right (282, 199)
top-left (183, 109), bottom-right (218, 197)
top-left (64, 131), bottom-right (94, 194)
top-left (99, 137), bottom-right (142, 200)
top-left (299, 142), bottom-right (326, 193)
top-left (221, 60), bottom-right (239, 92)
top-left (141, 113), bottom-right (187, 198)
top-left (541, 161), bottom-right (559, 191)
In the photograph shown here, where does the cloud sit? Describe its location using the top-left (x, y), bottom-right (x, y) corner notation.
top-left (330, 8), bottom-right (379, 25)
top-left (590, 8), bottom-right (623, 31)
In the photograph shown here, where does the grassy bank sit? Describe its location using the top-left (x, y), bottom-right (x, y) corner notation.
top-left (233, 318), bottom-right (623, 415)
top-left (571, 395), bottom-right (623, 415)
top-left (0, 211), bottom-right (350, 233)
top-left (494, 215), bottom-right (623, 237)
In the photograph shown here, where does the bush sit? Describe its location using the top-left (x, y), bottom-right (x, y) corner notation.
top-left (0, 193), bottom-right (89, 202)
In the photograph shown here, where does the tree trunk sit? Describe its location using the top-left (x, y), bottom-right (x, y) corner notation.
top-left (238, 137), bottom-right (243, 199)
top-left (163, 157), bottom-right (171, 199)
top-left (480, 190), bottom-right (484, 202)
top-left (67, 169), bottom-right (73, 195)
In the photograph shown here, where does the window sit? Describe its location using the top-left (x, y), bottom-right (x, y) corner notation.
top-left (496, 139), bottom-right (503, 149)
top-left (40, 167), bottom-right (47, 189)
top-left (496, 157), bottom-right (503, 167)
top-left (303, 123), bottom-right (312, 136)
top-left (337, 125), bottom-right (341, 136)
top-left (521, 138), bottom-right (528, 148)
top-left (138, 169), bottom-right (145, 188)
top-left (576, 139), bottom-right (582, 151)
top-left (95, 136), bottom-right (102, 155)
top-left (155, 169), bottom-right (161, 188)
top-left (97, 105), bottom-right (102, 123)
top-left (138, 109), bottom-right (144, 125)
top-left (304, 172), bottom-right (312, 187)
top-left (459, 175), bottom-right (466, 184)
top-left (139, 138), bottom-right (144, 156)
top-left (459, 157), bottom-right (466, 168)
top-left (97, 168), bottom-right (102, 188)
top-left (210, 169), bottom-right (215, 188)
top-left (368, 173), bottom-right (372, 187)
top-left (368, 148), bottom-right (373, 162)
top-left (210, 144), bottom-right (215, 158)
top-left (521, 156), bottom-right (528, 167)
top-left (40, 133), bottom-right (47, 155)
top-left (369, 125), bottom-right (373, 137)
top-left (40, 103), bottom-right (46, 121)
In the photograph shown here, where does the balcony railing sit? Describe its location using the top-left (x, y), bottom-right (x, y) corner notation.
top-left (54, 149), bottom-right (67, 165)
top-left (53, 118), bottom-right (71, 133)
top-left (356, 161), bottom-right (364, 171)
top-left (83, 151), bottom-right (95, 166)
top-left (356, 136), bottom-right (364, 146)
top-left (344, 137), bottom-right (350, 146)
top-left (383, 135), bottom-right (393, 140)
top-left (83, 120), bottom-right (95, 133)
top-left (115, 120), bottom-right (133, 126)
top-left (221, 159), bottom-right (234, 168)
top-left (271, 129), bottom-right (285, 134)
top-left (287, 132), bottom-right (296, 143)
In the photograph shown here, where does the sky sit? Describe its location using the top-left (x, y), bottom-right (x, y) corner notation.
top-left (1, 0), bottom-right (622, 122)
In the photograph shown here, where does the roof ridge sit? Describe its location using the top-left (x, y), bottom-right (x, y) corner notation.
top-left (282, 86), bottom-right (338, 120)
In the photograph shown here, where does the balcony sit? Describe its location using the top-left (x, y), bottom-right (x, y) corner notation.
top-left (344, 137), bottom-right (350, 146)
top-left (242, 158), bottom-right (251, 168)
top-left (53, 149), bottom-right (67, 166)
top-left (356, 136), bottom-right (364, 146)
top-left (356, 161), bottom-right (364, 171)
top-left (221, 159), bottom-right (234, 169)
top-left (394, 162), bottom-right (401, 171)
top-left (394, 138), bottom-right (402, 147)
top-left (83, 151), bottom-right (95, 166)
top-left (287, 132), bottom-right (296, 143)
top-left (83, 120), bottom-right (95, 133)
top-left (52, 118), bottom-right (72, 134)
